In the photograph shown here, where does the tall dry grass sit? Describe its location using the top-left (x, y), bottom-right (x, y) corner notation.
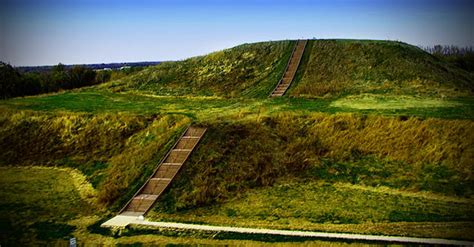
top-left (98, 116), bottom-right (190, 206)
top-left (0, 109), bottom-right (190, 207)
top-left (157, 113), bottom-right (474, 211)
top-left (0, 109), bottom-right (148, 166)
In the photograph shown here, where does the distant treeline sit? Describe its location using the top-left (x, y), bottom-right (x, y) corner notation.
top-left (0, 62), bottom-right (145, 99)
top-left (422, 45), bottom-right (473, 56)
top-left (17, 61), bottom-right (161, 73)
top-left (421, 45), bottom-right (474, 72)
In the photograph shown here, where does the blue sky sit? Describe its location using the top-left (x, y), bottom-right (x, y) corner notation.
top-left (1, 0), bottom-right (473, 66)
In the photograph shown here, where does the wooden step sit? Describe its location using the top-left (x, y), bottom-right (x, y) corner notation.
top-left (164, 149), bottom-right (191, 163)
top-left (142, 178), bottom-right (171, 194)
top-left (184, 127), bottom-right (206, 137)
top-left (175, 138), bottom-right (199, 149)
top-left (182, 136), bottom-right (200, 139)
top-left (120, 211), bottom-right (144, 217)
top-left (153, 164), bottom-right (181, 178)
top-left (161, 162), bottom-right (182, 166)
top-left (172, 148), bottom-right (193, 152)
top-left (119, 126), bottom-right (207, 216)
top-left (124, 194), bottom-right (159, 213)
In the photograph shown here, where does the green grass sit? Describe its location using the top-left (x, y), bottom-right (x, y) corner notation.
top-left (0, 166), bottom-right (97, 245)
top-left (149, 115), bottom-right (473, 221)
top-left (2, 91), bottom-right (473, 120)
top-left (99, 41), bottom-right (294, 98)
top-left (93, 39), bottom-right (473, 99)
top-left (0, 108), bottom-right (191, 208)
top-left (0, 166), bottom-right (366, 246)
top-left (290, 39), bottom-right (474, 98)
top-left (148, 180), bottom-right (474, 240)
top-left (331, 94), bottom-right (462, 109)
top-left (1, 38), bottom-right (474, 244)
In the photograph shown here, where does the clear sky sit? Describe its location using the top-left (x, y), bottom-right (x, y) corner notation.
top-left (1, 0), bottom-right (473, 66)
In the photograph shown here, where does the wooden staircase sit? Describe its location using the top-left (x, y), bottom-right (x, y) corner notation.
top-left (270, 40), bottom-right (307, 97)
top-left (119, 126), bottom-right (207, 216)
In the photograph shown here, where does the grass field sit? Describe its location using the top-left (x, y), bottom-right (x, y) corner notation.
top-left (2, 90), bottom-right (473, 120)
top-left (148, 180), bottom-right (474, 240)
top-left (0, 166), bottom-right (370, 246)
top-left (331, 94), bottom-right (462, 109)
top-left (1, 39), bottom-right (473, 244)
top-left (0, 167), bottom-right (97, 245)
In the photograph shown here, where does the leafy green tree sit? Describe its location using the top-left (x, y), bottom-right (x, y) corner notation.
top-left (20, 72), bottom-right (42, 95)
top-left (69, 66), bottom-right (96, 88)
top-left (0, 62), bottom-right (23, 99)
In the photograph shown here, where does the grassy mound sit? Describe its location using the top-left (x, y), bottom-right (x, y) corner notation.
top-left (290, 40), bottom-right (474, 98)
top-left (101, 41), bottom-right (294, 98)
top-left (0, 109), bottom-right (190, 208)
top-left (143, 113), bottom-right (474, 239)
top-left (2, 38), bottom-right (474, 243)
top-left (98, 39), bottom-right (474, 98)
top-left (1, 108), bottom-right (473, 241)
top-left (154, 113), bottom-right (473, 213)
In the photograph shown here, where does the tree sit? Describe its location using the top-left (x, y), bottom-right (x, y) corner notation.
top-left (69, 66), bottom-right (97, 88)
top-left (0, 62), bottom-right (23, 99)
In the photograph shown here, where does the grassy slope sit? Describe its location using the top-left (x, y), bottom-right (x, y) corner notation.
top-left (1, 39), bottom-right (474, 243)
top-left (1, 107), bottom-right (472, 238)
top-left (97, 39), bottom-right (473, 98)
top-left (0, 109), bottom-right (191, 208)
top-left (289, 39), bottom-right (474, 98)
top-left (100, 41), bottom-right (294, 98)
top-left (145, 114), bottom-right (474, 239)
top-left (153, 114), bottom-right (473, 208)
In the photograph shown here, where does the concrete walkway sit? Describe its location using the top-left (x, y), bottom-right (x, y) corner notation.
top-left (101, 216), bottom-right (473, 245)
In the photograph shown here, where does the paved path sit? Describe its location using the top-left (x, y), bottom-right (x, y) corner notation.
top-left (101, 216), bottom-right (473, 245)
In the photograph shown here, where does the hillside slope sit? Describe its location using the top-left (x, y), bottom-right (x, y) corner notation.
top-left (156, 114), bottom-right (474, 211)
top-left (99, 39), bottom-right (473, 98)
top-left (1, 109), bottom-right (473, 241)
top-left (101, 41), bottom-right (293, 98)
top-left (290, 40), bottom-right (474, 97)
top-left (147, 114), bottom-right (474, 239)
top-left (0, 110), bottom-right (191, 208)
